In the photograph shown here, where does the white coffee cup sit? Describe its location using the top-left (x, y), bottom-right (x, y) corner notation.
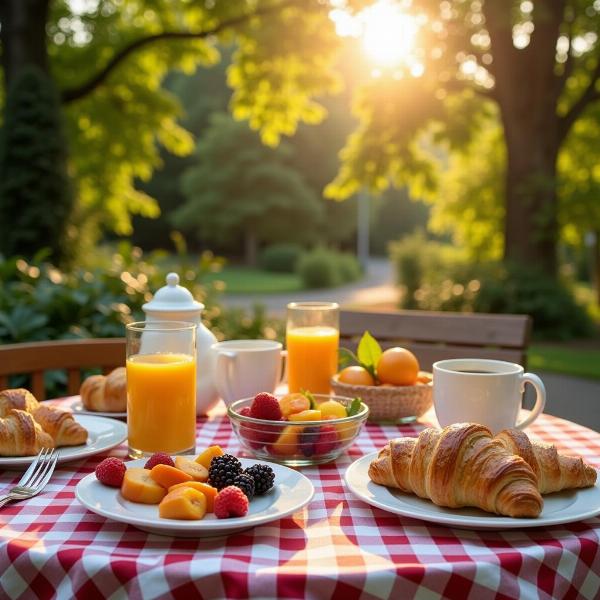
top-left (432, 359), bottom-right (546, 433)
top-left (211, 340), bottom-right (287, 405)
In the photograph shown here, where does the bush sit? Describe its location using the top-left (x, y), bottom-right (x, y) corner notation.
top-left (389, 233), bottom-right (592, 340)
top-left (259, 243), bottom-right (303, 273)
top-left (297, 248), bottom-right (361, 289)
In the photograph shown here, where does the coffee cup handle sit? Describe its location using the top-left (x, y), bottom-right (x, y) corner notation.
top-left (215, 350), bottom-right (237, 403)
top-left (515, 372), bottom-right (546, 429)
top-left (279, 350), bottom-right (288, 384)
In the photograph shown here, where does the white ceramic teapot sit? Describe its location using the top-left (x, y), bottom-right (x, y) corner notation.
top-left (142, 272), bottom-right (220, 415)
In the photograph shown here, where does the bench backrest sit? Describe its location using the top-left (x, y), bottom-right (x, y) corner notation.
top-left (0, 338), bottom-right (126, 400)
top-left (339, 310), bottom-right (532, 371)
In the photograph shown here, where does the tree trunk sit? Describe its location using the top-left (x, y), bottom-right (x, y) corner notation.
top-left (502, 115), bottom-right (559, 276)
top-left (244, 230), bottom-right (258, 267)
top-left (0, 0), bottom-right (51, 83)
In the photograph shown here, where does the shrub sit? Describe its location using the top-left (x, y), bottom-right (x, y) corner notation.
top-left (337, 252), bottom-right (362, 283)
top-left (259, 243), bottom-right (303, 273)
top-left (297, 248), bottom-right (362, 289)
top-left (389, 233), bottom-right (592, 340)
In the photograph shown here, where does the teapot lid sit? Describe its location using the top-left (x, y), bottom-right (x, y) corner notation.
top-left (142, 272), bottom-right (204, 313)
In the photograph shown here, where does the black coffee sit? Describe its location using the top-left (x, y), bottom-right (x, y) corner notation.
top-left (454, 369), bottom-right (495, 374)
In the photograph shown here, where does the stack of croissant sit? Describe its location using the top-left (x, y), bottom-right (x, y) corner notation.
top-left (0, 388), bottom-right (88, 456)
top-left (368, 423), bottom-right (597, 518)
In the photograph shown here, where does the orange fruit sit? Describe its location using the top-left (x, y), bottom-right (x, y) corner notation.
top-left (376, 347), bottom-right (419, 386)
top-left (337, 366), bottom-right (375, 386)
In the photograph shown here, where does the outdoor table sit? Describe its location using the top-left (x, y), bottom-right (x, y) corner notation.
top-left (0, 398), bottom-right (599, 599)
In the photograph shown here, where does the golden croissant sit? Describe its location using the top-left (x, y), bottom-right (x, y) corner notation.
top-left (0, 388), bottom-right (40, 417)
top-left (80, 367), bottom-right (126, 413)
top-left (32, 405), bottom-right (88, 447)
top-left (369, 423), bottom-right (544, 518)
top-left (0, 409), bottom-right (54, 456)
top-left (496, 428), bottom-right (597, 493)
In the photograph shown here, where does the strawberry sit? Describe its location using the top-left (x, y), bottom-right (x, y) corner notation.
top-left (249, 392), bottom-right (282, 421)
top-left (314, 425), bottom-right (339, 455)
top-left (239, 406), bottom-right (280, 449)
top-left (214, 485), bottom-right (249, 519)
top-left (95, 457), bottom-right (127, 487)
top-left (144, 452), bottom-right (175, 470)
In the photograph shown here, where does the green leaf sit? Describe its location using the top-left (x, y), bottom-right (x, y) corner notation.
top-left (338, 347), bottom-right (359, 369)
top-left (357, 331), bottom-right (382, 370)
top-left (346, 397), bottom-right (362, 417)
top-left (301, 389), bottom-right (317, 410)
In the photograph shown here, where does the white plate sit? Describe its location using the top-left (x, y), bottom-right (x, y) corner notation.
top-left (76, 457), bottom-right (314, 537)
top-left (0, 415), bottom-right (127, 468)
top-left (345, 452), bottom-right (600, 530)
top-left (71, 400), bottom-right (127, 420)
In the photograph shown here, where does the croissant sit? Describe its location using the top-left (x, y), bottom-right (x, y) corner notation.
top-left (0, 388), bottom-right (40, 417)
top-left (369, 423), bottom-right (543, 518)
top-left (80, 367), bottom-right (126, 412)
top-left (496, 429), bottom-right (597, 493)
top-left (32, 404), bottom-right (88, 447)
top-left (0, 409), bottom-right (54, 456)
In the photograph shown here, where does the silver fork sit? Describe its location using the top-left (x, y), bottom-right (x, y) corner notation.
top-left (0, 448), bottom-right (60, 509)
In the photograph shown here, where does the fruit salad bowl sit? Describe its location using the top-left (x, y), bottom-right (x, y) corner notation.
top-left (227, 394), bottom-right (369, 467)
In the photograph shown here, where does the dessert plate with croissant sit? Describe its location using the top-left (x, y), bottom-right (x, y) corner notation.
top-left (0, 388), bottom-right (127, 467)
top-left (73, 368), bottom-right (127, 418)
top-left (345, 423), bottom-right (600, 529)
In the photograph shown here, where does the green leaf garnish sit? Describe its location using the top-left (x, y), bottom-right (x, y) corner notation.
top-left (338, 347), bottom-right (359, 369)
top-left (346, 397), bottom-right (362, 417)
top-left (357, 331), bottom-right (382, 379)
top-left (301, 389), bottom-right (317, 410)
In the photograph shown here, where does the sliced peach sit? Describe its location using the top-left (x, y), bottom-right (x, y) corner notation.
top-left (288, 410), bottom-right (322, 422)
top-left (195, 445), bottom-right (224, 469)
top-left (150, 463), bottom-right (193, 489)
top-left (159, 487), bottom-right (207, 520)
top-left (279, 393), bottom-right (310, 417)
top-left (271, 425), bottom-right (299, 456)
top-left (318, 400), bottom-right (347, 419)
top-left (121, 468), bottom-right (167, 504)
top-left (174, 456), bottom-right (209, 482)
top-left (168, 481), bottom-right (218, 512)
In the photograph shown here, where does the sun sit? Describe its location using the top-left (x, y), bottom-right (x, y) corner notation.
top-left (361, 1), bottom-right (419, 67)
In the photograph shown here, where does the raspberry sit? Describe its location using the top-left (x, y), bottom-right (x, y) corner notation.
top-left (214, 486), bottom-right (249, 519)
top-left (314, 425), bottom-right (339, 455)
top-left (95, 457), bottom-right (126, 487)
top-left (232, 473), bottom-right (255, 500)
top-left (249, 392), bottom-right (282, 421)
top-left (144, 452), bottom-right (175, 470)
top-left (238, 406), bottom-right (280, 449)
top-left (208, 454), bottom-right (242, 490)
top-left (244, 464), bottom-right (275, 495)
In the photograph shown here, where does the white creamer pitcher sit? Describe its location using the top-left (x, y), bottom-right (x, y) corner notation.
top-left (142, 272), bottom-right (220, 415)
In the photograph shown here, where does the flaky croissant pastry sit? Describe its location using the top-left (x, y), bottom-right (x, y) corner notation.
top-left (0, 388), bottom-right (40, 417)
top-left (369, 423), bottom-right (544, 517)
top-left (496, 428), bottom-right (597, 493)
top-left (80, 367), bottom-right (126, 412)
top-left (32, 405), bottom-right (88, 447)
top-left (0, 409), bottom-right (54, 456)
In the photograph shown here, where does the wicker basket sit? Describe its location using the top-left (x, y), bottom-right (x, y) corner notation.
top-left (330, 374), bottom-right (433, 423)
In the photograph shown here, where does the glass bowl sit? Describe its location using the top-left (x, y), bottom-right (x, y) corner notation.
top-left (227, 394), bottom-right (369, 467)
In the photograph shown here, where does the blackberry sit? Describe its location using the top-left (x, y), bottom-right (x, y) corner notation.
top-left (232, 473), bottom-right (255, 500)
top-left (244, 464), bottom-right (275, 495)
top-left (208, 454), bottom-right (242, 490)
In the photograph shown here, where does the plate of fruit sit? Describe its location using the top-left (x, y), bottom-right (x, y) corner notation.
top-left (227, 391), bottom-right (369, 467)
top-left (331, 331), bottom-right (432, 423)
top-left (75, 446), bottom-right (314, 537)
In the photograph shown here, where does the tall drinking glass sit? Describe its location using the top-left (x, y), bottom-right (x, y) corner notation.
top-left (126, 321), bottom-right (196, 459)
top-left (286, 302), bottom-right (339, 394)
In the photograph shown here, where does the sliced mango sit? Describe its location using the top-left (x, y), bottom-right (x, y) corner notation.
top-left (318, 400), bottom-right (347, 419)
top-left (121, 468), bottom-right (167, 504)
top-left (159, 487), bottom-right (207, 520)
top-left (168, 481), bottom-right (218, 512)
top-left (150, 463), bottom-right (193, 489)
top-left (174, 456), bottom-right (209, 482)
top-left (288, 410), bottom-right (322, 422)
top-left (271, 425), bottom-right (299, 456)
top-left (195, 445), bottom-right (224, 469)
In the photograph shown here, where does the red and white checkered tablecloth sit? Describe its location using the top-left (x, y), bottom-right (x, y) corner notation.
top-left (0, 399), bottom-right (599, 600)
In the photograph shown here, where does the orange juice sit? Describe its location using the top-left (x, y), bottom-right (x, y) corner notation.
top-left (127, 353), bottom-right (196, 455)
top-left (287, 326), bottom-right (339, 394)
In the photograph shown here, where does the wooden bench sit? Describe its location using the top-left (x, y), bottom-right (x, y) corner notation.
top-left (340, 309), bottom-right (532, 371)
top-left (0, 338), bottom-right (125, 400)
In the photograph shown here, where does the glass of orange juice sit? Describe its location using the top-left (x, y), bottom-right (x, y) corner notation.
top-left (126, 321), bottom-right (197, 459)
top-left (286, 302), bottom-right (339, 394)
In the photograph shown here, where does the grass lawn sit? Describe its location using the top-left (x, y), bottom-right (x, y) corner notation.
top-left (528, 344), bottom-right (600, 380)
top-left (204, 267), bottom-right (303, 294)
